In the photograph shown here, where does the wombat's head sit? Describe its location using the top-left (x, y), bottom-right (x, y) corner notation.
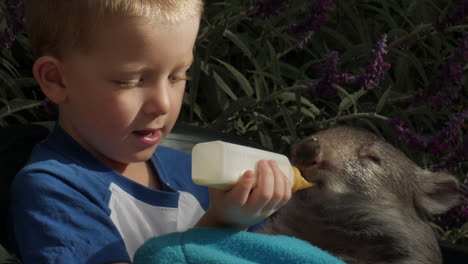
top-left (284, 126), bottom-right (460, 263)
top-left (290, 126), bottom-right (459, 218)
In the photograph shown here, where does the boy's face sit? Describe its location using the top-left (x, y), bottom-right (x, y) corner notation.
top-left (58, 15), bottom-right (200, 170)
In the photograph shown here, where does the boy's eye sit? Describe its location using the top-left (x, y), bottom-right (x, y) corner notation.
top-left (169, 74), bottom-right (192, 84)
top-left (113, 74), bottom-right (191, 87)
top-left (113, 80), bottom-right (141, 88)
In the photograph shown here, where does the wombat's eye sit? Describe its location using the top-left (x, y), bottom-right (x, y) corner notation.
top-left (358, 147), bottom-right (381, 165)
top-left (365, 154), bottom-right (381, 165)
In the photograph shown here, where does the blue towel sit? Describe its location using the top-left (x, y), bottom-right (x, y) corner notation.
top-left (134, 227), bottom-right (345, 264)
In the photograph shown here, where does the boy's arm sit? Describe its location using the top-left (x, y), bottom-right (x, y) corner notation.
top-left (195, 160), bottom-right (292, 230)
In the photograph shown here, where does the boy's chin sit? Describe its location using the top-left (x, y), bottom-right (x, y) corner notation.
top-left (132, 146), bottom-right (159, 162)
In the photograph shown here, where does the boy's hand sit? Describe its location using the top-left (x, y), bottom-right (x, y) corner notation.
top-left (196, 160), bottom-right (292, 230)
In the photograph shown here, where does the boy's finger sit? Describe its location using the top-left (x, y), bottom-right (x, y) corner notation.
top-left (226, 170), bottom-right (255, 206)
top-left (269, 159), bottom-right (292, 202)
top-left (260, 160), bottom-right (286, 213)
top-left (283, 172), bottom-right (292, 203)
top-left (245, 160), bottom-right (274, 212)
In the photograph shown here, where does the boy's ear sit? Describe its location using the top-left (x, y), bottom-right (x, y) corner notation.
top-left (33, 56), bottom-right (67, 104)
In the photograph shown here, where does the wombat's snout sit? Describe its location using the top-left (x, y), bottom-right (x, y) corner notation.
top-left (291, 137), bottom-right (321, 167)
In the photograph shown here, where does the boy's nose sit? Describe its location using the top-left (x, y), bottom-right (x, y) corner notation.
top-left (142, 80), bottom-right (171, 116)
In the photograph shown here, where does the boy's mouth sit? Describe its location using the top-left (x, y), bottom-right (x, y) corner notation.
top-left (133, 129), bottom-right (162, 146)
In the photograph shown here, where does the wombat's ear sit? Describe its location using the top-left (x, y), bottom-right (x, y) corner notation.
top-left (416, 170), bottom-right (460, 216)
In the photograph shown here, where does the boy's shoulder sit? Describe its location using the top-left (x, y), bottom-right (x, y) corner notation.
top-left (11, 129), bottom-right (115, 204)
top-left (16, 126), bottom-right (107, 183)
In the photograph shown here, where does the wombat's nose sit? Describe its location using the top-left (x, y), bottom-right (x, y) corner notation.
top-left (290, 137), bottom-right (321, 167)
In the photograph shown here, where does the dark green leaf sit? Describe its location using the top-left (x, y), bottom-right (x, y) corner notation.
top-left (212, 57), bottom-right (254, 96)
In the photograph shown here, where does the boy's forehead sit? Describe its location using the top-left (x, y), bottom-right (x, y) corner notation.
top-left (111, 55), bottom-right (194, 72)
top-left (76, 13), bottom-right (200, 54)
top-left (67, 15), bottom-right (199, 67)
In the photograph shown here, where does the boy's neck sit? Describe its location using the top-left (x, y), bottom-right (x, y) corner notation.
top-left (120, 161), bottom-right (162, 190)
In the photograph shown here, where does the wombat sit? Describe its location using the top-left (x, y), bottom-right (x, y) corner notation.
top-left (258, 126), bottom-right (460, 264)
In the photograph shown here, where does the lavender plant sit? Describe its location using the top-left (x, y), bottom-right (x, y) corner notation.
top-left (289, 0), bottom-right (334, 47)
top-left (308, 34), bottom-right (391, 99)
top-left (246, 0), bottom-right (290, 19)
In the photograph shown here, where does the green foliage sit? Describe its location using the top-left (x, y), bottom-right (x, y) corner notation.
top-left (0, 2), bottom-right (39, 127)
top-left (0, 244), bottom-right (21, 264)
top-left (433, 221), bottom-right (468, 245)
top-left (181, 0), bottom-right (467, 162)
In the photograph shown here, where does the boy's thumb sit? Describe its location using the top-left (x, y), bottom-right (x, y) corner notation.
top-left (227, 170), bottom-right (256, 205)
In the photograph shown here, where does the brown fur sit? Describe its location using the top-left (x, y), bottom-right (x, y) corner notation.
top-left (259, 126), bottom-right (460, 264)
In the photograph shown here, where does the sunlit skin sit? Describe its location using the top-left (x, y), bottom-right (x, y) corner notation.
top-left (54, 16), bottom-right (198, 175)
top-left (33, 13), bottom-right (291, 235)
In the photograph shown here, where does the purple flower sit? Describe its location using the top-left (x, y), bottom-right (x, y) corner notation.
top-left (388, 118), bottom-right (428, 150)
top-left (434, 0), bottom-right (468, 32)
top-left (428, 110), bottom-right (467, 154)
top-left (433, 110), bottom-right (468, 171)
top-left (307, 51), bottom-right (353, 99)
top-left (412, 34), bottom-right (468, 107)
top-left (289, 0), bottom-right (335, 48)
top-left (307, 35), bottom-right (390, 99)
top-left (389, 110), bottom-right (468, 172)
top-left (358, 35), bottom-right (391, 89)
top-left (435, 135), bottom-right (468, 172)
top-left (246, 0), bottom-right (290, 19)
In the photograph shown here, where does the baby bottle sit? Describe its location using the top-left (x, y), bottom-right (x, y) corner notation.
top-left (191, 140), bottom-right (314, 192)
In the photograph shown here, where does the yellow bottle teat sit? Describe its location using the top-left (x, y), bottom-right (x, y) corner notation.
top-left (291, 166), bottom-right (315, 192)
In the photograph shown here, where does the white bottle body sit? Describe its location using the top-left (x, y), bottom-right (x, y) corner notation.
top-left (191, 140), bottom-right (294, 189)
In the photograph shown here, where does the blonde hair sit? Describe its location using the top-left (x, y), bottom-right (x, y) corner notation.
top-left (26, 0), bottom-right (204, 57)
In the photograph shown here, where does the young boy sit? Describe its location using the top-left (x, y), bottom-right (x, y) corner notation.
top-left (7, 0), bottom-right (292, 263)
